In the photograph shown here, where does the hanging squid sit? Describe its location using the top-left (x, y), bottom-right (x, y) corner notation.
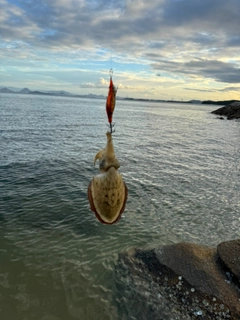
top-left (87, 72), bottom-right (128, 224)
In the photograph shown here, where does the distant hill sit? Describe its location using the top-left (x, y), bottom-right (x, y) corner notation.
top-left (1, 86), bottom-right (236, 106)
top-left (0, 87), bottom-right (107, 99)
top-left (0, 86), bottom-right (22, 92)
top-left (189, 99), bottom-right (202, 104)
top-left (0, 87), bottom-right (202, 103)
top-left (19, 88), bottom-right (31, 94)
top-left (29, 91), bottom-right (51, 95)
top-left (0, 87), bottom-right (15, 93)
top-left (43, 90), bottom-right (73, 96)
top-left (202, 100), bottom-right (240, 105)
top-left (0, 87), bottom-right (74, 96)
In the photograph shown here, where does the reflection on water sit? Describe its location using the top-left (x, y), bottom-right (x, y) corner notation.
top-left (0, 94), bottom-right (240, 319)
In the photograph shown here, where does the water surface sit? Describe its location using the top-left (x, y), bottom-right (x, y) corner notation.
top-left (0, 93), bottom-right (239, 319)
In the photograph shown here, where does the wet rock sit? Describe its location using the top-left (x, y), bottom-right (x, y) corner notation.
top-left (217, 239), bottom-right (240, 284)
top-left (211, 101), bottom-right (240, 120)
top-left (115, 242), bottom-right (240, 319)
top-left (114, 248), bottom-right (193, 320)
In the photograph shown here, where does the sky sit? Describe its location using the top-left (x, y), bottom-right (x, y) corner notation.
top-left (1, 0), bottom-right (240, 101)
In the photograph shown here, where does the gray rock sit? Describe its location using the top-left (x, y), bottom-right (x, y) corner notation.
top-left (218, 239), bottom-right (240, 284)
top-left (115, 242), bottom-right (240, 319)
top-left (154, 243), bottom-right (240, 317)
top-left (114, 248), bottom-right (193, 320)
top-left (212, 102), bottom-right (240, 120)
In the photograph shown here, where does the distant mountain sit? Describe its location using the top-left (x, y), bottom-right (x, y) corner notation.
top-left (83, 93), bottom-right (105, 99)
top-left (0, 87), bottom-right (15, 93)
top-left (19, 87), bottom-right (31, 94)
top-left (43, 90), bottom-right (74, 96)
top-left (202, 100), bottom-right (240, 105)
top-left (29, 91), bottom-right (50, 95)
top-left (1, 86), bottom-right (228, 105)
top-left (0, 86), bottom-right (201, 103)
top-left (0, 86), bottom-right (22, 92)
top-left (0, 87), bottom-right (74, 96)
top-left (189, 99), bottom-right (202, 104)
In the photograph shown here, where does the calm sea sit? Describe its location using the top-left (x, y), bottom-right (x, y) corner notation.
top-left (0, 93), bottom-right (239, 319)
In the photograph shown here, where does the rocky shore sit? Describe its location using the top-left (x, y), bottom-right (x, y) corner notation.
top-left (115, 239), bottom-right (240, 319)
top-left (212, 101), bottom-right (240, 120)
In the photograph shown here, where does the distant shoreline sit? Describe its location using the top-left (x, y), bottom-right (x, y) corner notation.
top-left (1, 86), bottom-right (238, 105)
top-left (0, 87), bottom-right (199, 104)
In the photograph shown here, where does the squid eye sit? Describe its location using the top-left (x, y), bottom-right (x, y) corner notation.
top-left (99, 159), bottom-right (105, 169)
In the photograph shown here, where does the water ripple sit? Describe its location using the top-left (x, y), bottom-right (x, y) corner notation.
top-left (0, 95), bottom-right (239, 319)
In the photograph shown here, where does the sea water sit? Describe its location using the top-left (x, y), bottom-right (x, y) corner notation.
top-left (0, 93), bottom-right (239, 319)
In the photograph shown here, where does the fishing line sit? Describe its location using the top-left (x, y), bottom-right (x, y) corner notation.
top-left (110, 0), bottom-right (114, 73)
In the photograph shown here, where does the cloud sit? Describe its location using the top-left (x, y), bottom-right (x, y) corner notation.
top-left (226, 36), bottom-right (240, 47)
top-left (218, 86), bottom-right (240, 92)
top-left (185, 60), bottom-right (240, 83)
top-left (79, 82), bottom-right (95, 89)
top-left (152, 58), bottom-right (240, 83)
top-left (79, 77), bottom-right (108, 89)
top-left (184, 88), bottom-right (216, 93)
top-left (1, 0), bottom-right (240, 99)
top-left (2, 0), bottom-right (239, 51)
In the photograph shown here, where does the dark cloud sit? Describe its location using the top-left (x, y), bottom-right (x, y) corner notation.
top-left (185, 60), bottom-right (240, 83)
top-left (152, 59), bottom-right (240, 83)
top-left (226, 36), bottom-right (240, 47)
top-left (185, 33), bottom-right (218, 46)
top-left (162, 0), bottom-right (240, 32)
top-left (218, 86), bottom-right (240, 92)
top-left (184, 88), bottom-right (216, 93)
